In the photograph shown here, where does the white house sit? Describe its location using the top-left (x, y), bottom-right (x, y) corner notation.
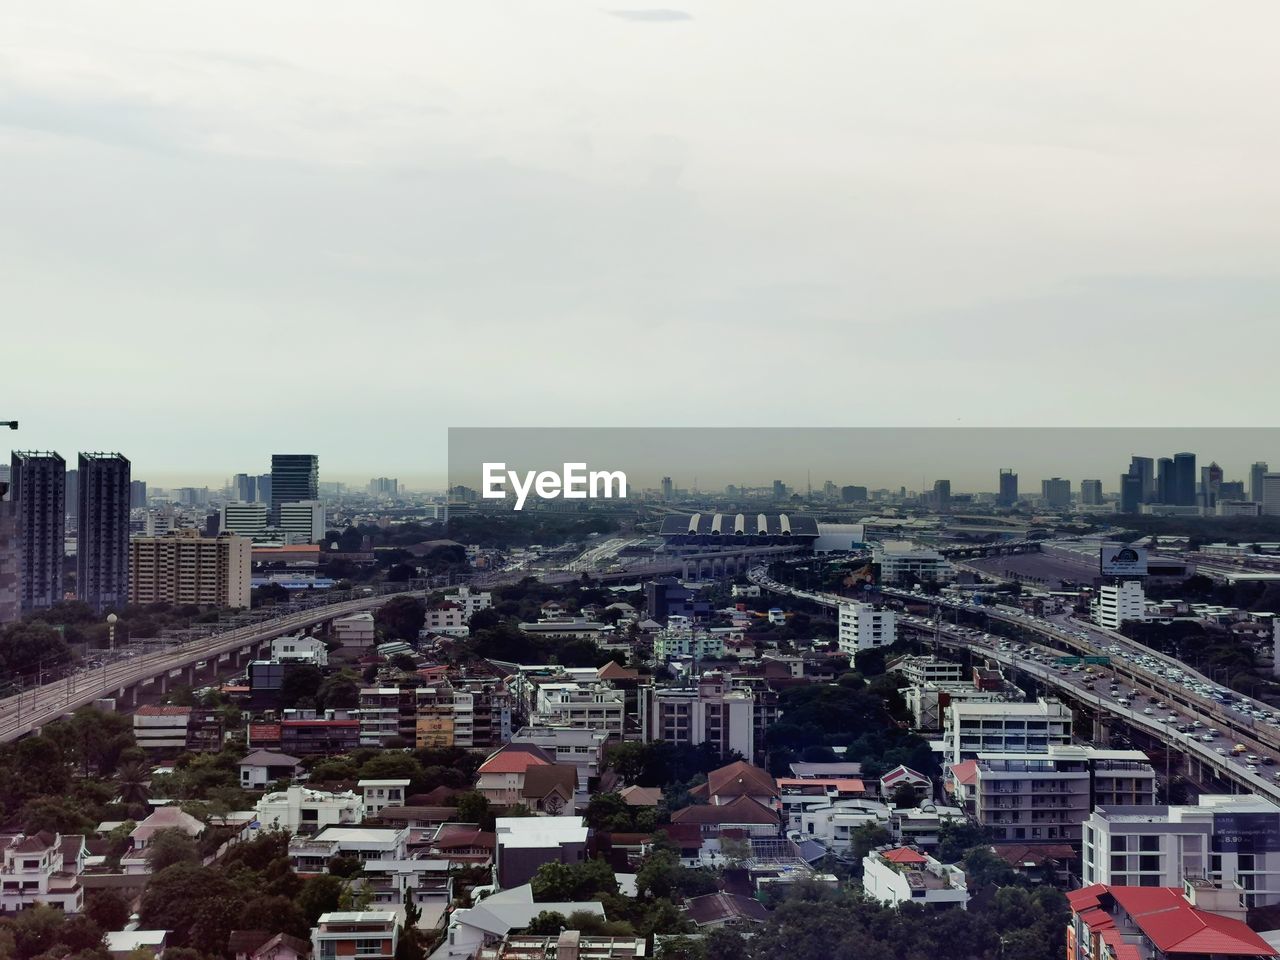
top-left (271, 633), bottom-right (329, 666)
top-left (239, 749), bottom-right (303, 789)
top-left (0, 832), bottom-right (86, 913)
top-left (837, 602), bottom-right (896, 654)
top-left (429, 885), bottom-right (606, 960)
top-left (256, 785), bottom-right (366, 835)
top-left (359, 778), bottom-right (411, 817)
top-left (862, 846), bottom-right (969, 910)
top-left (334, 612), bottom-right (376, 649)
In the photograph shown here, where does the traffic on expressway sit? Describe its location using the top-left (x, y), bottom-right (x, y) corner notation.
top-left (747, 561), bottom-right (1280, 803)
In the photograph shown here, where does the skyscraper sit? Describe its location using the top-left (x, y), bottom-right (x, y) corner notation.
top-left (256, 473), bottom-right (272, 505)
top-left (997, 469), bottom-right (1018, 507)
top-left (65, 468), bottom-right (78, 522)
top-left (270, 454), bottom-right (318, 522)
top-left (1156, 457), bottom-right (1173, 504)
top-left (1251, 462), bottom-right (1269, 503)
top-left (932, 479), bottom-right (951, 511)
top-left (1120, 473), bottom-right (1143, 514)
top-left (0, 476), bottom-right (23, 624)
top-left (1080, 480), bottom-right (1103, 506)
top-left (1173, 452), bottom-right (1196, 507)
top-left (78, 453), bottom-right (131, 613)
top-left (1263, 474), bottom-right (1280, 517)
top-left (10, 452), bottom-right (66, 613)
top-left (129, 480), bottom-right (147, 508)
top-left (232, 473), bottom-right (257, 503)
top-left (1041, 478), bottom-right (1071, 509)
top-left (661, 476), bottom-right (673, 501)
top-left (1200, 462), bottom-right (1223, 509)
top-left (1128, 456), bottom-right (1155, 503)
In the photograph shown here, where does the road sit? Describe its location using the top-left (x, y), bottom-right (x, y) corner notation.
top-left (747, 564), bottom-right (1280, 803)
top-left (0, 586), bottom-right (428, 742)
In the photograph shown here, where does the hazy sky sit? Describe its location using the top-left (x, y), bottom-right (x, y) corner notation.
top-left (4, 2), bottom-right (1280, 487)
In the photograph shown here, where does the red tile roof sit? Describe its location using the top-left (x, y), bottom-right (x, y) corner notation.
top-left (881, 847), bottom-right (928, 866)
top-left (706, 760), bottom-right (779, 800)
top-left (670, 795), bottom-right (780, 827)
top-left (1072, 885), bottom-right (1276, 958)
top-left (134, 705), bottom-right (192, 716)
top-left (948, 760), bottom-right (979, 787)
top-left (478, 742), bottom-right (554, 774)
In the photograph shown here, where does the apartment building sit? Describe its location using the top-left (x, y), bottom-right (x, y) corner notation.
top-left (653, 621), bottom-right (725, 662)
top-left (361, 680), bottom-right (512, 749)
top-left (872, 541), bottom-right (953, 585)
top-left (971, 746), bottom-right (1155, 845)
top-left (892, 656), bottom-right (965, 686)
top-left (132, 705), bottom-right (192, 751)
top-left (945, 697), bottom-right (1074, 763)
top-left (425, 601), bottom-right (469, 636)
top-left (532, 682), bottom-right (626, 736)
top-left (1093, 580), bottom-right (1147, 630)
top-left (1082, 795), bottom-right (1280, 907)
top-left (334, 611), bottom-right (376, 649)
top-left (510, 724), bottom-right (609, 795)
top-left (639, 673), bottom-right (779, 764)
top-left (312, 912), bottom-right (398, 960)
top-left (129, 529), bottom-right (252, 608)
top-left (220, 500), bottom-right (269, 540)
top-left (360, 779), bottom-right (410, 818)
top-left (837, 602), bottom-right (896, 654)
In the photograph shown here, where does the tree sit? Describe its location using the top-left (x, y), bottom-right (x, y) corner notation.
top-left (328, 855), bottom-right (363, 878)
top-left (297, 874), bottom-right (345, 924)
top-left (117, 761), bottom-right (151, 806)
top-left (525, 911), bottom-right (569, 935)
top-left (146, 828), bottom-right (201, 872)
top-left (85, 889), bottom-right (132, 932)
top-left (455, 791), bottom-right (492, 827)
top-left (236, 894), bottom-right (310, 940)
top-left (849, 823), bottom-right (891, 862)
top-left (530, 858), bottom-right (619, 902)
top-left (138, 863), bottom-right (240, 947)
top-left (278, 664), bottom-right (324, 709)
top-left (377, 596), bottom-right (427, 641)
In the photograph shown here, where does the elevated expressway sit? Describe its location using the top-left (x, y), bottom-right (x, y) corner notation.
top-left (0, 586), bottom-right (429, 743)
top-left (748, 565), bottom-right (1280, 804)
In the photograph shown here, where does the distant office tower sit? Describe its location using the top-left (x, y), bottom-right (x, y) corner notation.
top-left (221, 501), bottom-right (269, 540)
top-left (1218, 480), bottom-right (1245, 501)
top-left (232, 473), bottom-right (257, 503)
top-left (1041, 478), bottom-right (1071, 509)
top-left (129, 529), bottom-right (251, 609)
top-left (997, 469), bottom-right (1018, 507)
top-left (1156, 458), bottom-right (1173, 504)
top-left (270, 454), bottom-right (318, 522)
top-left (278, 500), bottom-right (325, 544)
top-left (77, 453), bottom-right (131, 613)
top-left (1173, 452), bottom-right (1196, 506)
top-left (1080, 479), bottom-right (1103, 506)
top-left (1262, 474), bottom-right (1280, 517)
top-left (129, 480), bottom-right (147, 508)
top-left (256, 473), bottom-right (272, 505)
top-left (933, 479), bottom-right (951, 511)
top-left (1200, 462), bottom-right (1223, 509)
top-left (0, 465), bottom-right (9, 486)
top-left (65, 468), bottom-right (78, 521)
top-left (10, 452), bottom-right (66, 613)
top-left (1251, 462), bottom-right (1269, 503)
top-left (661, 476), bottom-right (673, 501)
top-left (841, 485), bottom-right (868, 503)
top-left (176, 487), bottom-right (207, 507)
top-left (772, 480), bottom-right (786, 500)
top-left (368, 477), bottom-right (399, 497)
top-left (1119, 473), bottom-right (1143, 515)
top-left (1128, 457), bottom-right (1155, 503)
top-left (0, 479), bottom-right (21, 624)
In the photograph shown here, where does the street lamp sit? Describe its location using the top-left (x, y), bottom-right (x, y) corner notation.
top-left (106, 613), bottom-right (118, 651)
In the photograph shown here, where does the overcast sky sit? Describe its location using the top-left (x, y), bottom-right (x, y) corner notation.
top-left (4, 2), bottom-right (1279, 487)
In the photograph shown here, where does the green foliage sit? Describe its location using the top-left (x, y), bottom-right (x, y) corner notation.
top-left (145, 828), bottom-right (202, 872)
top-left (455, 791), bottom-right (493, 828)
top-left (530, 858), bottom-right (619, 902)
top-left (377, 596), bottom-right (427, 641)
top-left (607, 741), bottom-right (731, 788)
top-left (297, 874), bottom-right (345, 924)
top-left (937, 821), bottom-right (993, 864)
top-left (85, 889), bottom-right (132, 932)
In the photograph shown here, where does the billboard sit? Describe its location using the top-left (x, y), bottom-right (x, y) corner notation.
top-left (1213, 812), bottom-right (1280, 853)
top-left (1100, 544), bottom-right (1148, 576)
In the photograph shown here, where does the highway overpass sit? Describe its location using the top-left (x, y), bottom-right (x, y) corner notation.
top-left (0, 586), bottom-right (430, 743)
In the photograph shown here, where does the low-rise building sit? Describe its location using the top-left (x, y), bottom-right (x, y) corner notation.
top-left (944, 697), bottom-right (1073, 764)
top-left (359, 779), bottom-right (410, 818)
top-left (256, 785), bottom-right (366, 835)
top-left (312, 911), bottom-right (398, 960)
top-left (290, 826), bottom-right (408, 873)
top-left (0, 831), bottom-right (86, 912)
top-left (477, 931), bottom-right (645, 960)
top-left (1093, 580), bottom-right (1147, 630)
top-left (431, 885), bottom-right (607, 960)
top-left (476, 743), bottom-right (556, 807)
top-left (495, 816), bottom-right (591, 890)
top-left (133, 704), bottom-right (192, 752)
top-left (271, 633), bottom-right (329, 666)
top-left (873, 541), bottom-right (953, 585)
top-left (1082, 795), bottom-right (1280, 907)
top-left (239, 749), bottom-right (303, 789)
top-left (1067, 880), bottom-right (1275, 960)
top-left (862, 846), bottom-right (969, 910)
top-left (333, 611), bottom-right (376, 649)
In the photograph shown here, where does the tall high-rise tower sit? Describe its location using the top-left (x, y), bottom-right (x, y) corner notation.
top-left (997, 469), bottom-right (1018, 507)
top-left (270, 454), bottom-right (318, 522)
top-left (10, 452), bottom-right (66, 613)
top-left (77, 452), bottom-right (131, 613)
